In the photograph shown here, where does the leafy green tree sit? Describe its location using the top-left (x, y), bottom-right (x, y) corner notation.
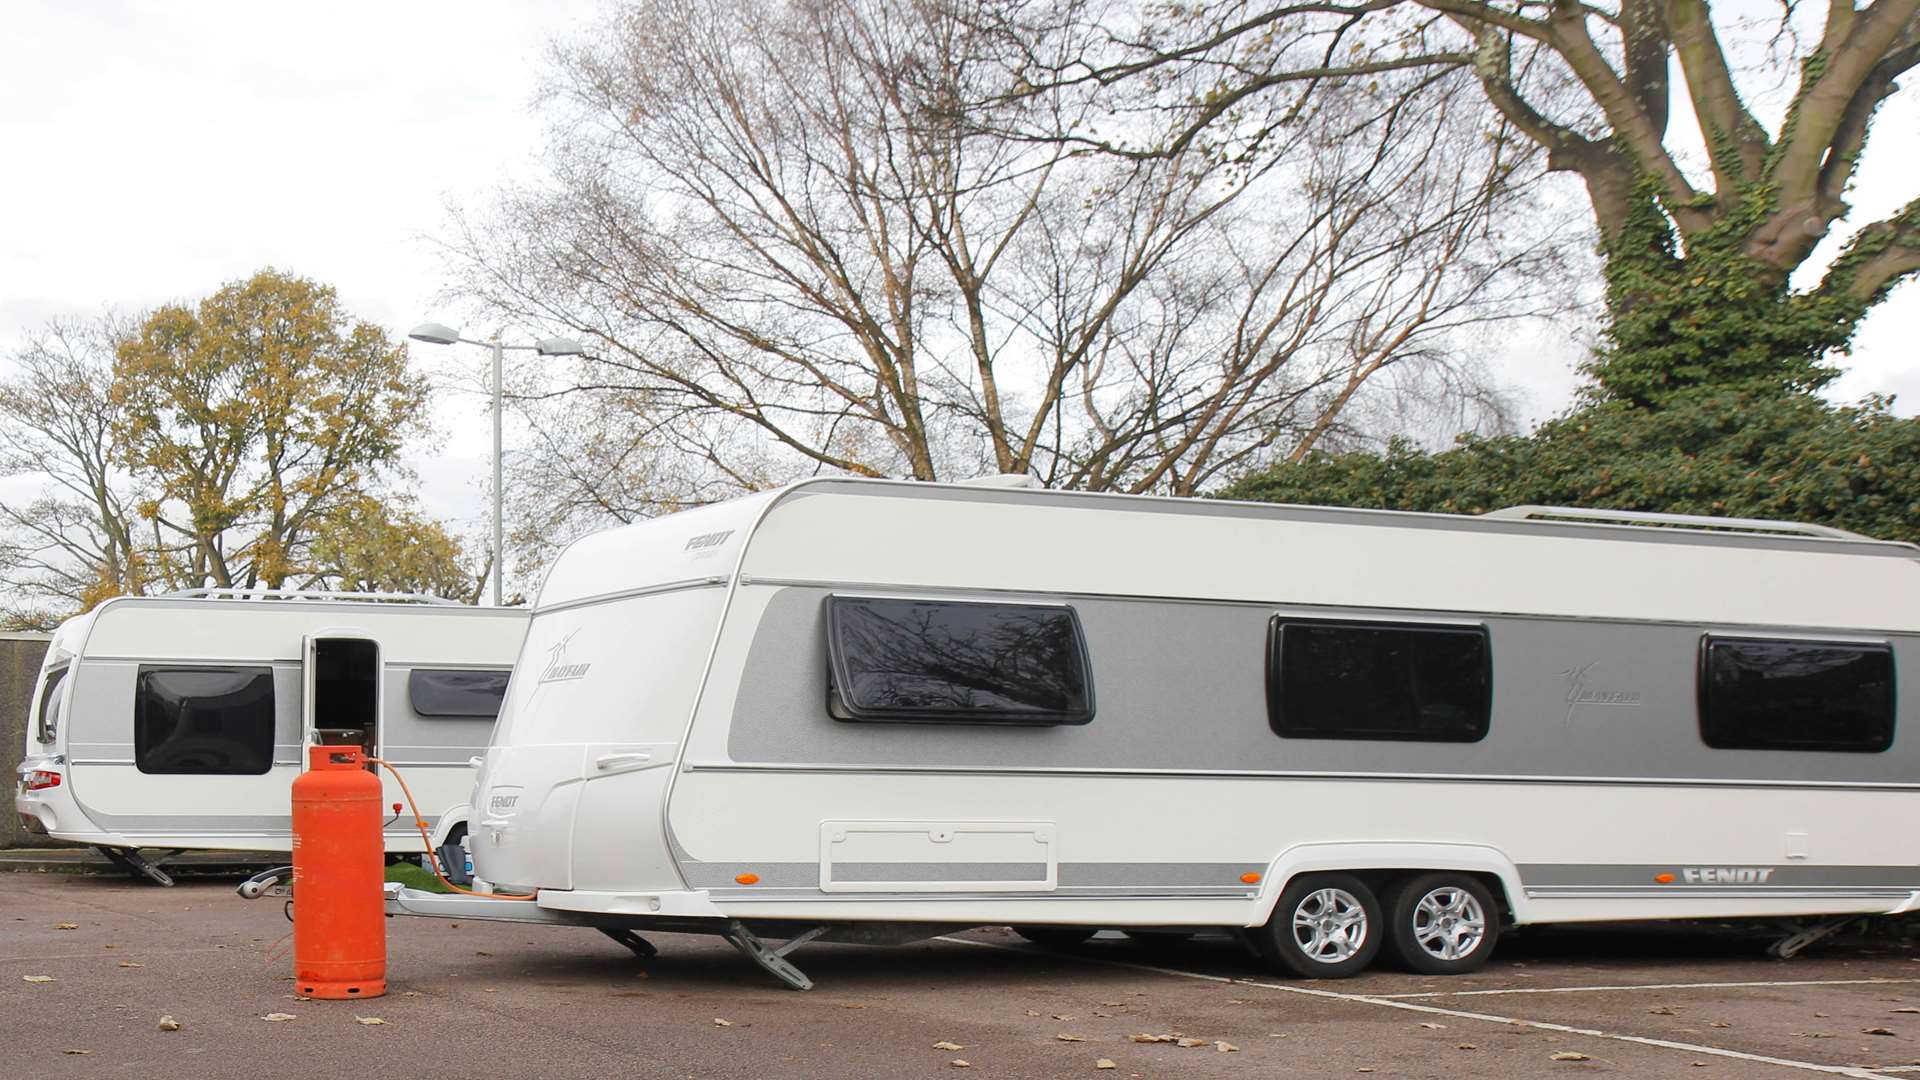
top-left (1222, 388), bottom-right (1920, 543)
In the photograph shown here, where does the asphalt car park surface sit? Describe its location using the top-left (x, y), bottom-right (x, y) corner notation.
top-left (7, 871), bottom-right (1920, 1079)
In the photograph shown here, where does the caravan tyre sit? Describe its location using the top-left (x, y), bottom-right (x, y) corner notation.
top-left (1385, 873), bottom-right (1499, 975)
top-left (1012, 925), bottom-right (1096, 948)
top-left (1260, 873), bottom-right (1382, 979)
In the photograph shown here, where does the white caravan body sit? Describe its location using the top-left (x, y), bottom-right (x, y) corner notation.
top-left (16, 593), bottom-right (528, 855)
top-left (450, 480), bottom-right (1920, 979)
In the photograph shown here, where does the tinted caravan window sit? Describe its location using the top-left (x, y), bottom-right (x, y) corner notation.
top-left (825, 596), bottom-right (1093, 724)
top-left (134, 666), bottom-right (276, 775)
top-left (1699, 637), bottom-right (1895, 753)
top-left (1269, 618), bottom-right (1491, 742)
top-left (34, 666), bottom-right (68, 744)
top-left (408, 669), bottom-right (510, 718)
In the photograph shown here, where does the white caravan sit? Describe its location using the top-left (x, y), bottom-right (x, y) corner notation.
top-left (17, 591), bottom-right (527, 884)
top-left (381, 479), bottom-right (1920, 987)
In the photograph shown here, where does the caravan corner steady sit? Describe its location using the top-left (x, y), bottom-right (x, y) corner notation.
top-left (381, 479), bottom-right (1920, 987)
top-left (16, 589), bottom-right (527, 885)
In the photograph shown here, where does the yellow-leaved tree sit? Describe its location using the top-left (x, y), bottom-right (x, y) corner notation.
top-left (109, 269), bottom-right (434, 591)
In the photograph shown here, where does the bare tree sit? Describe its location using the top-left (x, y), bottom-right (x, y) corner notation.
top-left (990, 1), bottom-right (1920, 404)
top-left (0, 318), bottom-right (150, 624)
top-left (446, 0), bottom-right (1560, 547)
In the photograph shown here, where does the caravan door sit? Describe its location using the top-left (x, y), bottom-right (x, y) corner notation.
top-left (302, 632), bottom-right (383, 763)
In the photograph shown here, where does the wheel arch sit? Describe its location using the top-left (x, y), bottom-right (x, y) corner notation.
top-left (1249, 842), bottom-right (1529, 927)
top-left (428, 803), bottom-right (473, 850)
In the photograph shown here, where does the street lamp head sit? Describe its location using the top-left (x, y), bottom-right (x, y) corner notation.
top-left (535, 336), bottom-right (586, 357)
top-left (407, 322), bottom-right (462, 346)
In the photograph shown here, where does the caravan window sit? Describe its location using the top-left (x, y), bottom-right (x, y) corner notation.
top-left (825, 596), bottom-right (1094, 725)
top-left (34, 666), bottom-right (68, 744)
top-left (1698, 637), bottom-right (1894, 753)
top-left (408, 669), bottom-right (510, 718)
top-left (134, 666), bottom-right (276, 775)
top-left (1268, 618), bottom-right (1491, 742)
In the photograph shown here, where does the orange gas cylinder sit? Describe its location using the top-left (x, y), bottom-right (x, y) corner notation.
top-left (291, 746), bottom-right (386, 999)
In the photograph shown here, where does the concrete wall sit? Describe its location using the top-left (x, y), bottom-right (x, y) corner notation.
top-left (1, 633), bottom-right (51, 849)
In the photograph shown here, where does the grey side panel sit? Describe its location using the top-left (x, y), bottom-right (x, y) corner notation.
top-left (66, 659), bottom-right (304, 768)
top-left (725, 587), bottom-right (1920, 785)
top-left (378, 667), bottom-right (497, 766)
top-left (682, 860), bottom-right (1264, 894)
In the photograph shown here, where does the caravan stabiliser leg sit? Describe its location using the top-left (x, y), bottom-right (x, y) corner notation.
top-left (96, 846), bottom-right (178, 887)
top-left (1767, 916), bottom-right (1863, 959)
top-left (722, 921), bottom-right (828, 991)
top-left (598, 927), bottom-right (658, 959)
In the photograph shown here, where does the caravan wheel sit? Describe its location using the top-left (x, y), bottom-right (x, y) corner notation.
top-left (1259, 873), bottom-right (1381, 979)
top-left (1384, 873), bottom-right (1499, 975)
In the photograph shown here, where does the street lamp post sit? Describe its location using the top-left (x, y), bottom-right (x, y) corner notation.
top-left (406, 322), bottom-right (584, 606)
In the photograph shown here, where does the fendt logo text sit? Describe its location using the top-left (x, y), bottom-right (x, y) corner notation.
top-left (1675, 867), bottom-right (1775, 884)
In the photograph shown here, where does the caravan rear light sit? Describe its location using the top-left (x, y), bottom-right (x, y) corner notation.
top-left (24, 770), bottom-right (62, 791)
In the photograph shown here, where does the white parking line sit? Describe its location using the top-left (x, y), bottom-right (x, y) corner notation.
top-left (1378, 977), bottom-right (1920, 999)
top-left (936, 937), bottom-right (1904, 1079)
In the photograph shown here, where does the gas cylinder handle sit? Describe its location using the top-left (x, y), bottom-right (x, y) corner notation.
top-left (594, 751), bottom-right (652, 771)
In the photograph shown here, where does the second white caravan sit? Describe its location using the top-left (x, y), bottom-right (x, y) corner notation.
top-left (17, 591), bottom-right (527, 884)
top-left (387, 479), bottom-right (1920, 986)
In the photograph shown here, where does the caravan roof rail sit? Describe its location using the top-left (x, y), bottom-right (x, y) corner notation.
top-left (162, 588), bottom-right (466, 606)
top-left (1481, 504), bottom-right (1872, 541)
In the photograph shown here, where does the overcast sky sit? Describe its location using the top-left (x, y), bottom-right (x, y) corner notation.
top-left (2, 0), bottom-right (1915, 540)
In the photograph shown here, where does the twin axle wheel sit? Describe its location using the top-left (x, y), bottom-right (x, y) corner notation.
top-left (1258, 871), bottom-right (1499, 979)
top-left (1012, 871), bottom-right (1501, 979)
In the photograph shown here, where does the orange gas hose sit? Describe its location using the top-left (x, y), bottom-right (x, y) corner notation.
top-left (366, 756), bottom-right (537, 901)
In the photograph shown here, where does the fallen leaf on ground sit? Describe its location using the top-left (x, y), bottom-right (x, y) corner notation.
top-left (23, 975), bottom-right (53, 983)
top-left (1215, 1041), bottom-right (1239, 1052)
top-left (1648, 1006), bottom-right (1678, 1016)
top-left (1094, 1060), bottom-right (1116, 1071)
top-left (1025, 1009), bottom-right (1042, 1018)
top-left (838, 1002), bottom-right (867, 1009)
top-left (1093, 1011), bottom-right (1113, 1018)
top-left (1814, 1012), bottom-right (1830, 1018)
top-left (1863, 1027), bottom-right (1897, 1036)
top-left (1551, 1051), bottom-right (1591, 1061)
top-left (261, 1013), bottom-right (295, 1022)
top-left (117, 961), bottom-right (143, 968)
top-left (1894, 1007), bottom-right (1920, 1014)
top-left (53, 923), bottom-right (78, 930)
top-left (1052, 1014), bottom-right (1074, 1021)
top-left (62, 1050), bottom-right (89, 1055)
top-left (712, 1018), bottom-right (733, 1027)
top-left (1100, 1001), bottom-right (1126, 1007)
top-left (933, 1041), bottom-right (965, 1051)
top-left (157, 1016), bottom-right (179, 1032)
top-left (1709, 1022), bottom-right (1730, 1029)
top-left (1056, 1034), bottom-right (1086, 1042)
top-left (1128, 1034), bottom-right (1176, 1044)
top-left (355, 1017), bottom-right (387, 1026)
top-left (1176, 1037), bottom-right (1207, 1048)
top-left (1419, 1022), bottom-right (1446, 1029)
top-left (402, 991), bottom-right (421, 997)
top-left (1691, 1063), bottom-right (1709, 1068)
top-left (949, 1060), bottom-right (970, 1069)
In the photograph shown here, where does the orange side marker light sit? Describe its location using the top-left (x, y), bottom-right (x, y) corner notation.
top-left (1240, 872), bottom-right (1263, 884)
top-left (1654, 873), bottom-right (1675, 884)
top-left (735, 873), bottom-right (760, 885)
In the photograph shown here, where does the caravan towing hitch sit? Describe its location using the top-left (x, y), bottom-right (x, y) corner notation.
top-left (236, 866), bottom-right (295, 900)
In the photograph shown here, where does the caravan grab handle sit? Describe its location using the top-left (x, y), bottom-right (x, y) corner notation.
top-left (593, 751), bottom-right (653, 771)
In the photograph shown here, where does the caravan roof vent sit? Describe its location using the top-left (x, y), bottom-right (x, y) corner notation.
top-left (956, 473), bottom-right (1040, 490)
top-left (1482, 505), bottom-right (1871, 541)
top-left (163, 588), bottom-right (465, 605)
